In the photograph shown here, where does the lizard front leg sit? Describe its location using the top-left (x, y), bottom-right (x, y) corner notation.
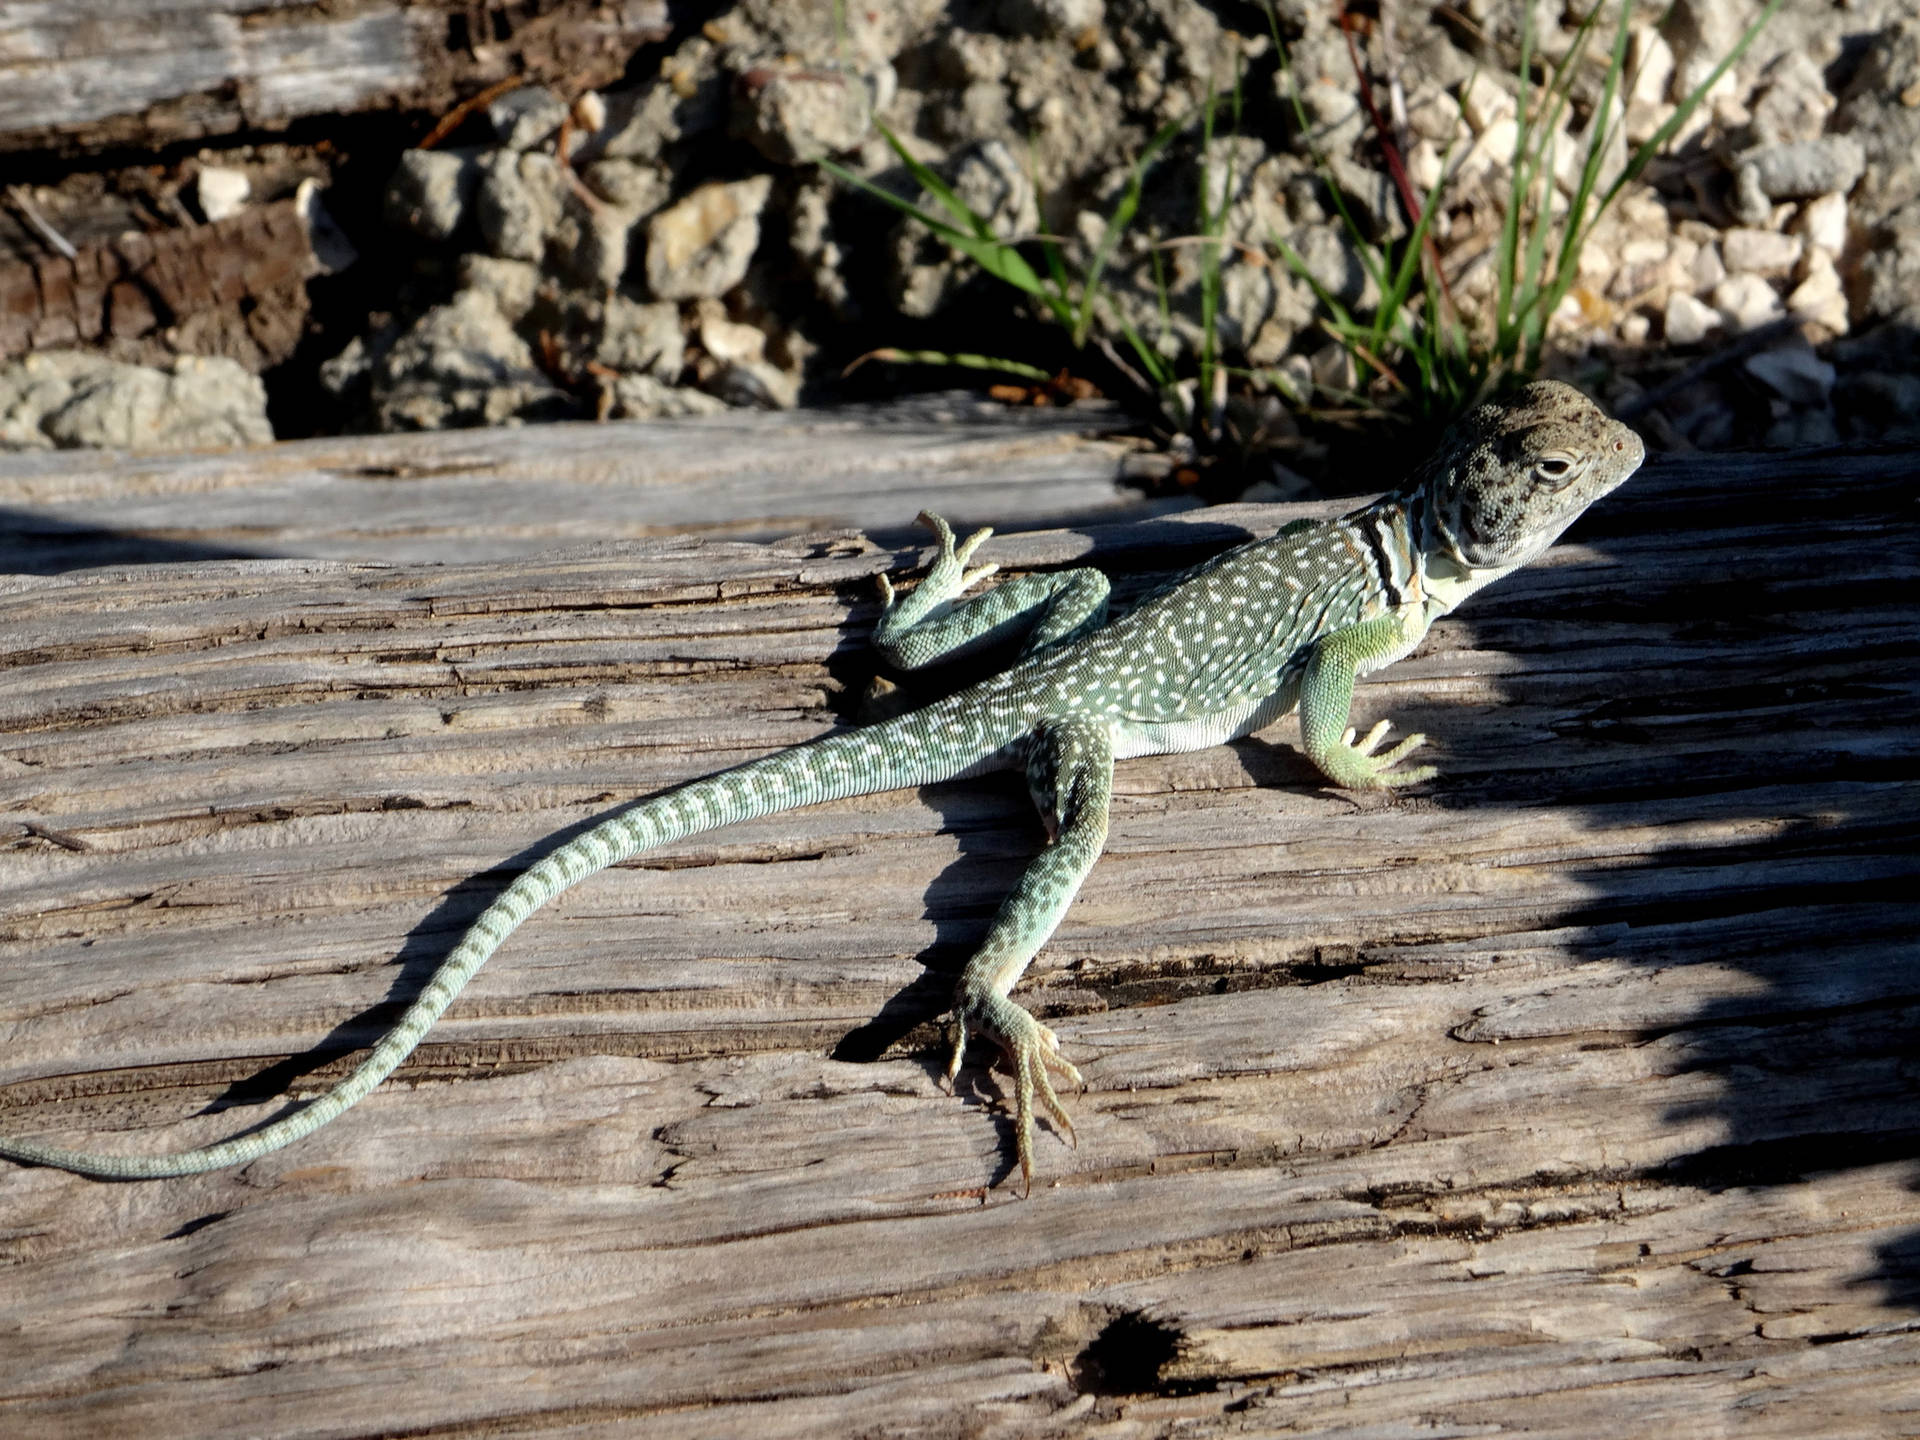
top-left (949, 716), bottom-right (1113, 1193)
top-left (1298, 613), bottom-right (1438, 789)
top-left (874, 512), bottom-right (1109, 671)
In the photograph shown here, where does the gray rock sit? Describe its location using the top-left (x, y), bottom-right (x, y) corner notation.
top-left (460, 255), bottom-right (543, 322)
top-left (0, 351), bottom-right (272, 452)
top-left (553, 190), bottom-right (639, 290)
top-left (891, 140), bottom-right (1036, 318)
top-left (644, 176), bottom-right (775, 301)
top-left (707, 358), bottom-right (799, 409)
top-left (599, 44), bottom-right (730, 164)
top-left (488, 85), bottom-right (568, 151)
top-left (582, 159), bottom-right (672, 215)
top-left (1721, 226), bottom-right (1802, 276)
top-left (609, 373), bottom-right (728, 419)
top-left (1855, 217), bottom-right (1920, 327)
top-left (475, 151), bottom-right (568, 263)
top-left (372, 289), bottom-right (570, 431)
top-left (1735, 138), bottom-right (1867, 208)
top-left (1712, 273), bottom-right (1785, 330)
top-left (741, 67), bottom-right (877, 164)
top-left (1748, 49), bottom-right (1836, 146)
top-left (386, 148), bottom-right (484, 242)
top-left (597, 295), bottom-right (686, 378)
top-left (1664, 291), bottom-right (1721, 345)
top-left (1835, 17), bottom-right (1920, 222)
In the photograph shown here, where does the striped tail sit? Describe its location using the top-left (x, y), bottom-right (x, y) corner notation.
top-left (0, 707), bottom-right (1002, 1179)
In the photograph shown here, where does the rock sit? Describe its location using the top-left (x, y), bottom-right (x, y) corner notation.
top-left (460, 255), bottom-right (543, 323)
top-left (1786, 248), bottom-right (1849, 332)
top-left (695, 302), bottom-right (768, 366)
top-left (891, 140), bottom-right (1036, 318)
top-left (1834, 17), bottom-right (1920, 222)
top-left (386, 148), bottom-right (483, 242)
top-left (597, 295), bottom-right (686, 378)
top-left (195, 166), bottom-right (250, 222)
top-left (1749, 50), bottom-right (1835, 146)
top-left (1796, 192), bottom-right (1848, 255)
top-left (1712, 273), bottom-right (1784, 330)
top-left (572, 91), bottom-right (608, 136)
top-left (740, 67), bottom-right (877, 164)
top-left (1854, 208), bottom-right (1920, 327)
top-left (553, 189), bottom-right (638, 290)
top-left (599, 46), bottom-right (730, 165)
top-left (1458, 71), bottom-right (1515, 132)
top-left (1661, 0), bottom-right (1756, 106)
top-left (1663, 291), bottom-right (1721, 345)
top-left (0, 351), bottom-right (272, 452)
top-left (1721, 226), bottom-right (1802, 276)
top-left (608, 373), bottom-right (728, 419)
top-left (1735, 138), bottom-right (1867, 208)
top-left (582, 159), bottom-right (671, 215)
top-left (475, 151), bottom-right (568, 264)
top-left (372, 289), bottom-right (571, 431)
top-left (1625, 25), bottom-right (1676, 143)
top-left (1744, 342), bottom-right (1836, 406)
top-left (707, 358), bottom-right (799, 409)
top-left (488, 85), bottom-right (568, 151)
top-left (296, 178), bottom-right (359, 274)
top-left (996, 0), bottom-right (1101, 36)
top-left (644, 175), bottom-right (775, 301)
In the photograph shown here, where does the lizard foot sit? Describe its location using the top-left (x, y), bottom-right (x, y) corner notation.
top-left (1329, 718), bottom-right (1436, 790)
top-left (948, 991), bottom-right (1082, 1196)
top-left (880, 511), bottom-right (997, 614)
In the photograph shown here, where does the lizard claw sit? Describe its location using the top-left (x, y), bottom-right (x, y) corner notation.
top-left (952, 991), bottom-right (1083, 1196)
top-left (1336, 719), bottom-right (1435, 788)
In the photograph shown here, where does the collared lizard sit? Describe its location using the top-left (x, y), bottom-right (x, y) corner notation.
top-left (0, 380), bottom-right (1644, 1187)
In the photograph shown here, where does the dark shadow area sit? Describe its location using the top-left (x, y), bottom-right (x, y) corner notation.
top-left (1426, 439), bottom-right (1920, 1316)
top-left (0, 508), bottom-right (272, 575)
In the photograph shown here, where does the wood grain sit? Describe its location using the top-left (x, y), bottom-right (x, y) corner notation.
top-left (1, 441), bottom-right (1916, 1437)
top-left (0, 1), bottom-right (668, 157)
top-left (0, 395), bottom-right (1165, 572)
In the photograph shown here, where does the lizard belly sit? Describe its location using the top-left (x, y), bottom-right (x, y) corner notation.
top-left (1114, 688), bottom-right (1298, 759)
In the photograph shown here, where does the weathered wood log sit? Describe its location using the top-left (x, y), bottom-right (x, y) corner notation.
top-left (0, 440), bottom-right (1915, 1435)
top-left (0, 199), bottom-right (317, 370)
top-left (0, 395), bottom-right (1164, 570)
top-left (0, 1), bottom-right (670, 157)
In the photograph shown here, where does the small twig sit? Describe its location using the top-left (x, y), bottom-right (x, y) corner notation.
top-left (419, 75), bottom-right (525, 151)
top-left (1339, 6), bottom-right (1454, 309)
top-left (22, 822), bottom-right (90, 852)
top-left (6, 186), bottom-right (78, 260)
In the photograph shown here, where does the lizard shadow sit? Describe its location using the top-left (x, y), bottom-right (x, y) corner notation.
top-left (1402, 443), bottom-right (1920, 1319)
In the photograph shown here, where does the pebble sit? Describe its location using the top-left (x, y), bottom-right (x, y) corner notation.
top-left (195, 166), bottom-right (250, 222)
top-left (1787, 249), bottom-right (1850, 332)
top-left (1712, 273), bottom-right (1784, 331)
top-left (1721, 227), bottom-right (1803, 276)
top-left (1664, 291), bottom-right (1722, 345)
top-left (1797, 193), bottom-right (1848, 254)
top-left (645, 176), bottom-right (774, 301)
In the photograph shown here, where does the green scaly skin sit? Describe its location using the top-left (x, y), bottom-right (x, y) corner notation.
top-left (0, 381), bottom-right (1643, 1190)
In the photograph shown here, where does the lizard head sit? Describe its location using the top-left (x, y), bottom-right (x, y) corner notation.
top-left (1419, 380), bottom-right (1644, 571)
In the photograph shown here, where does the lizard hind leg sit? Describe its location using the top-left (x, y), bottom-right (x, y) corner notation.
top-left (948, 716), bottom-right (1113, 1194)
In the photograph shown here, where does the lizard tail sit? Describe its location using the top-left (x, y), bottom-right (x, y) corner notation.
top-left (1, 712), bottom-right (995, 1179)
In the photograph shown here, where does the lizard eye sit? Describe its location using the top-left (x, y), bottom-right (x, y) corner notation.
top-left (1535, 455), bottom-right (1578, 486)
